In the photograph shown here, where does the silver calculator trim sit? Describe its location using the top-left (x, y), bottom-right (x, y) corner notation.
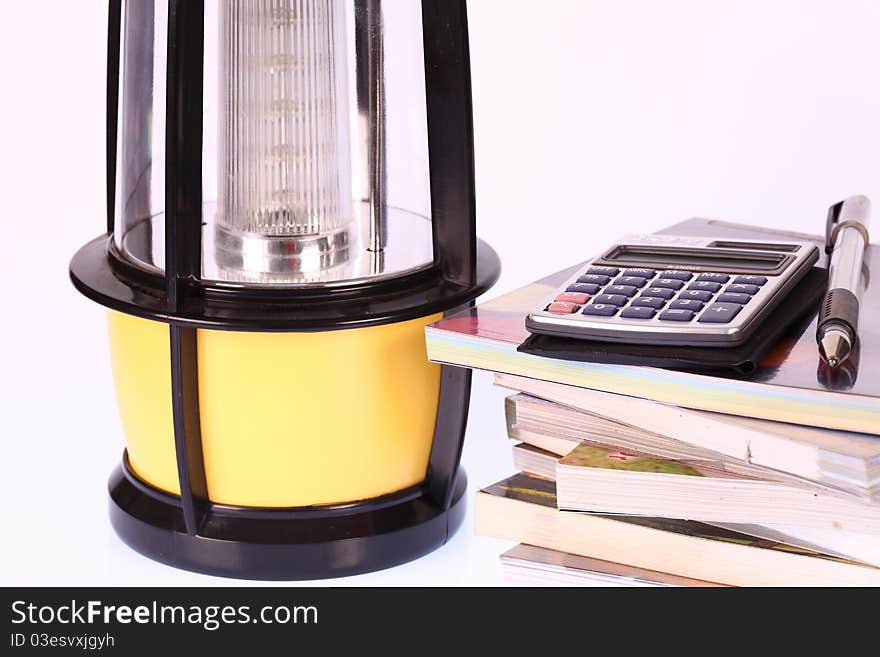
top-left (525, 234), bottom-right (820, 346)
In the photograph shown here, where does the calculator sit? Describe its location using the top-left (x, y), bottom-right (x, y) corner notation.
top-left (525, 234), bottom-right (820, 346)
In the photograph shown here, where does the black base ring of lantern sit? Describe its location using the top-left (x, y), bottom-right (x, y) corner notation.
top-left (109, 455), bottom-right (468, 581)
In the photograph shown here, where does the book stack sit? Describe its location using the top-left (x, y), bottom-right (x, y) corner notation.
top-left (426, 219), bottom-right (880, 586)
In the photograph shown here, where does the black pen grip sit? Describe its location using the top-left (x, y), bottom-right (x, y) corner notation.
top-left (816, 288), bottom-right (859, 339)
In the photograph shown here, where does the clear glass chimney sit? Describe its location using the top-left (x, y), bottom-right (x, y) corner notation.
top-left (113, 0), bottom-right (434, 287)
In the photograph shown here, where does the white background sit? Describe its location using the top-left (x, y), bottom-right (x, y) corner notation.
top-left (2, 0), bottom-right (879, 586)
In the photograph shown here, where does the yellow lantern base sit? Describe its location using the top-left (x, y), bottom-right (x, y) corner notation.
top-left (108, 310), bottom-right (443, 508)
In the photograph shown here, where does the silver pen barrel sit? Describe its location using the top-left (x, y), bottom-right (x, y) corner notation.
top-left (817, 195), bottom-right (871, 366)
top-left (827, 195), bottom-right (871, 294)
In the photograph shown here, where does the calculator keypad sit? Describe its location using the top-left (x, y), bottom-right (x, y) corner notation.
top-left (545, 264), bottom-right (767, 325)
top-left (531, 236), bottom-right (819, 347)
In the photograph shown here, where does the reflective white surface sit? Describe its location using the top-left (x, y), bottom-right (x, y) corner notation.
top-left (5, 0), bottom-right (880, 585)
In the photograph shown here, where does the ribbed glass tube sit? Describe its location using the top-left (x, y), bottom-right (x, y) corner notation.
top-left (216, 0), bottom-right (353, 273)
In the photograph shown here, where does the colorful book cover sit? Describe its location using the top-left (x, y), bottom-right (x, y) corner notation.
top-left (427, 219), bottom-right (880, 433)
top-left (558, 444), bottom-right (728, 478)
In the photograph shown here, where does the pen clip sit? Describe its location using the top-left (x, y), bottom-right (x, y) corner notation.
top-left (825, 200), bottom-right (844, 254)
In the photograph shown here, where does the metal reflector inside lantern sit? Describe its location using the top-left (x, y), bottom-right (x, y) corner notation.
top-left (70, 0), bottom-right (499, 579)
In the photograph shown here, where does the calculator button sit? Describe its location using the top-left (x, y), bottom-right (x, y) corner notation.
top-left (620, 306), bottom-right (656, 319)
top-left (630, 296), bottom-right (667, 309)
top-left (566, 283), bottom-right (601, 295)
top-left (717, 292), bottom-right (751, 305)
top-left (679, 290), bottom-right (714, 302)
top-left (594, 294), bottom-right (628, 306)
top-left (688, 281), bottom-right (723, 293)
top-left (578, 274), bottom-right (611, 286)
top-left (659, 309), bottom-right (695, 322)
top-left (734, 275), bottom-right (767, 286)
top-left (643, 287), bottom-right (675, 300)
top-left (695, 273), bottom-right (730, 284)
top-left (587, 266), bottom-right (621, 277)
top-left (605, 285), bottom-right (638, 297)
top-left (652, 278), bottom-right (685, 291)
top-left (623, 268), bottom-right (656, 279)
top-left (615, 276), bottom-right (648, 288)
top-left (698, 302), bottom-right (743, 323)
top-left (583, 303), bottom-right (619, 316)
top-left (725, 283), bottom-right (760, 295)
top-left (661, 270), bottom-right (693, 281)
top-left (555, 292), bottom-right (590, 304)
top-left (547, 302), bottom-right (580, 314)
top-left (669, 299), bottom-right (705, 311)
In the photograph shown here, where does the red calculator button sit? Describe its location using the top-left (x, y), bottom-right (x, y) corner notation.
top-left (547, 302), bottom-right (580, 314)
top-left (555, 292), bottom-right (590, 304)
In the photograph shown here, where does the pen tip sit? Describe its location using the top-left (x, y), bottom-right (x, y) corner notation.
top-left (819, 328), bottom-right (852, 368)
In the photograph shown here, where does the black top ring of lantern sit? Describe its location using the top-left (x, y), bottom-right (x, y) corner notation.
top-left (71, 0), bottom-right (499, 332)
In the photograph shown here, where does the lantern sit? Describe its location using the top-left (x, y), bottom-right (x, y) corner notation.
top-left (69, 0), bottom-right (499, 579)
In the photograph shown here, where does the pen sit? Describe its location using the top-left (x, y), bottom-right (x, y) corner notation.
top-left (817, 195), bottom-right (871, 367)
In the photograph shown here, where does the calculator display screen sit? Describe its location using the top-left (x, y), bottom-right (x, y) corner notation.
top-left (603, 246), bottom-right (788, 271)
